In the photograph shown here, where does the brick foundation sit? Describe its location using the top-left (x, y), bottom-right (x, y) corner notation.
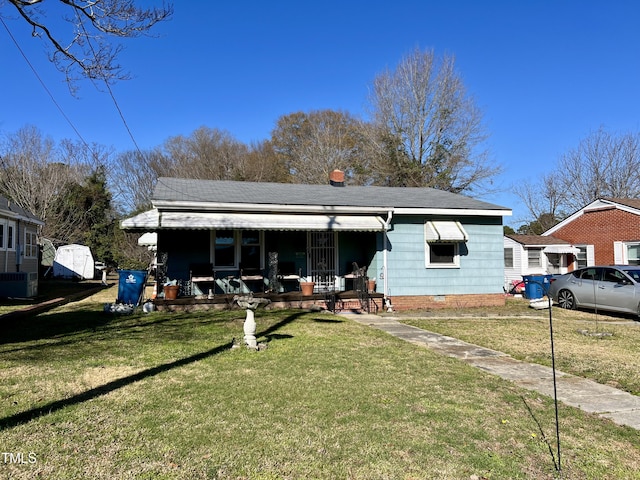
top-left (387, 293), bottom-right (505, 312)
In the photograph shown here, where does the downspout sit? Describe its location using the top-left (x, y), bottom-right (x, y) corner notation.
top-left (383, 210), bottom-right (393, 311)
top-left (3, 228), bottom-right (7, 273)
top-left (15, 220), bottom-right (22, 272)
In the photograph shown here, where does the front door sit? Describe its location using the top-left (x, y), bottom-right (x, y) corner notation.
top-left (308, 232), bottom-right (337, 291)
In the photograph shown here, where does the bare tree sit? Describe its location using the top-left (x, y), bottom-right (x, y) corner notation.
top-left (368, 47), bottom-right (500, 193)
top-left (555, 128), bottom-right (640, 211)
top-left (235, 140), bottom-right (290, 183)
top-left (163, 126), bottom-right (250, 181)
top-left (271, 110), bottom-right (374, 185)
top-left (111, 128), bottom-right (289, 214)
top-left (0, 126), bottom-right (80, 222)
top-left (110, 148), bottom-right (170, 214)
top-left (0, 125), bottom-right (113, 241)
top-left (4, 0), bottom-right (172, 88)
top-left (514, 128), bottom-right (640, 231)
top-left (513, 174), bottom-right (567, 233)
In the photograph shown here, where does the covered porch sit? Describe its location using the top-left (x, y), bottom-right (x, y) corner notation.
top-left (123, 208), bottom-right (388, 312)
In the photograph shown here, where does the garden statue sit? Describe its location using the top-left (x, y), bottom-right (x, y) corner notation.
top-left (233, 294), bottom-right (270, 349)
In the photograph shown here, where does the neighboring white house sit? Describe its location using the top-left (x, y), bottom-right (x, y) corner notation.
top-left (504, 234), bottom-right (579, 290)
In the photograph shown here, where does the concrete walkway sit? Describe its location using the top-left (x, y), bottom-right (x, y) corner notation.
top-left (344, 313), bottom-right (640, 430)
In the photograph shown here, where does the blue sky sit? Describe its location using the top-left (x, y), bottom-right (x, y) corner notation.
top-left (2, 1), bottom-right (640, 227)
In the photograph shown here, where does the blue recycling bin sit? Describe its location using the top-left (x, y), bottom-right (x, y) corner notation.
top-left (117, 270), bottom-right (147, 305)
top-left (522, 275), bottom-right (552, 300)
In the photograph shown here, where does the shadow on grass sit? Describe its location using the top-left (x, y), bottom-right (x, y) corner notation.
top-left (521, 395), bottom-right (561, 473)
top-left (0, 311), bottom-right (306, 431)
top-left (312, 318), bottom-right (345, 323)
top-left (1, 306), bottom-right (237, 351)
top-left (1, 310), bottom-right (115, 347)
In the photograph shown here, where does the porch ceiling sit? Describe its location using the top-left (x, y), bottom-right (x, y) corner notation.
top-left (122, 209), bottom-right (385, 231)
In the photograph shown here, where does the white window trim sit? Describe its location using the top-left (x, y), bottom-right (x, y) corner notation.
top-left (614, 241), bottom-right (640, 265)
top-left (24, 229), bottom-right (37, 258)
top-left (209, 230), bottom-right (265, 270)
top-left (425, 242), bottom-right (461, 269)
top-left (527, 248), bottom-right (542, 268)
top-left (504, 247), bottom-right (514, 268)
top-left (0, 220), bottom-right (5, 250)
top-left (6, 220), bottom-right (15, 251)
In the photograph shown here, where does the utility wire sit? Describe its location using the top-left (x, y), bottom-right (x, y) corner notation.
top-left (75, 11), bottom-right (144, 156)
top-left (1, 16), bottom-right (91, 151)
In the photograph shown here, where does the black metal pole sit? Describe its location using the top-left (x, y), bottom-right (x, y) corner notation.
top-left (546, 288), bottom-right (562, 472)
top-left (527, 276), bottom-right (562, 473)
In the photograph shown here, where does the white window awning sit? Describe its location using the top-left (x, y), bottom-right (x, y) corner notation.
top-left (543, 245), bottom-right (580, 254)
top-left (121, 209), bottom-right (160, 229)
top-left (425, 221), bottom-right (468, 242)
top-left (121, 209), bottom-right (385, 232)
top-left (137, 232), bottom-right (157, 246)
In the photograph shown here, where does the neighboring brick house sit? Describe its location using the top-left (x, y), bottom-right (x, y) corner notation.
top-left (542, 198), bottom-right (640, 267)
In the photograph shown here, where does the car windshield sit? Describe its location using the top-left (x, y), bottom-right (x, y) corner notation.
top-left (621, 268), bottom-right (640, 282)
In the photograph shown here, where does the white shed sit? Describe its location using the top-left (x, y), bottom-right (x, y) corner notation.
top-left (53, 244), bottom-right (95, 280)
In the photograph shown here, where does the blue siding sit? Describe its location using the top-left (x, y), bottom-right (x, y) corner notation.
top-left (379, 215), bottom-right (505, 296)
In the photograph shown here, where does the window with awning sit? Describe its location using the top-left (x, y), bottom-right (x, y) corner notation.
top-left (542, 245), bottom-right (580, 254)
top-left (424, 221), bottom-right (467, 268)
top-left (425, 221), bottom-right (468, 242)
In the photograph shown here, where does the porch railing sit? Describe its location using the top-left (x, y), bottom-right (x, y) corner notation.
top-left (352, 262), bottom-right (370, 313)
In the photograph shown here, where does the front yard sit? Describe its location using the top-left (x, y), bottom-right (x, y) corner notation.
top-left (0, 290), bottom-right (639, 479)
top-left (398, 297), bottom-right (640, 396)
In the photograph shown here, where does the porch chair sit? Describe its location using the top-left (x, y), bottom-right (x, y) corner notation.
top-left (189, 263), bottom-right (215, 296)
top-left (277, 262), bottom-right (301, 292)
top-left (240, 264), bottom-right (265, 293)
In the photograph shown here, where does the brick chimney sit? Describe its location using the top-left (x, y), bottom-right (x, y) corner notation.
top-left (329, 169), bottom-right (345, 187)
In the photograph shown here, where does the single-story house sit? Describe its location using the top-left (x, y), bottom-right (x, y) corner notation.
top-left (0, 195), bottom-right (44, 297)
top-left (503, 234), bottom-right (579, 290)
top-left (542, 198), bottom-right (640, 267)
top-left (121, 171), bottom-right (512, 311)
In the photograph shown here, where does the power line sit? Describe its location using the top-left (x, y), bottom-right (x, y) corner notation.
top-left (0, 16), bottom-right (92, 151)
top-left (75, 11), bottom-right (144, 156)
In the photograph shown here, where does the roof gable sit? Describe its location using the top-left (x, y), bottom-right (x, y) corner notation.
top-left (543, 198), bottom-right (640, 235)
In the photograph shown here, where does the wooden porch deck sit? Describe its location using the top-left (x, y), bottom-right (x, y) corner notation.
top-left (152, 290), bottom-right (385, 314)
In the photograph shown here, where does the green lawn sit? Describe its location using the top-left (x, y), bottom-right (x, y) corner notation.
top-left (1, 292), bottom-right (639, 479)
top-left (399, 297), bottom-right (640, 396)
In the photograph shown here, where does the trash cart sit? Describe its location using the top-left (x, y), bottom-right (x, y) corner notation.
top-left (117, 269), bottom-right (147, 305)
top-left (522, 275), bottom-right (552, 300)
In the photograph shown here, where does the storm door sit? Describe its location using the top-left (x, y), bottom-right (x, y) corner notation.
top-left (307, 231), bottom-right (337, 291)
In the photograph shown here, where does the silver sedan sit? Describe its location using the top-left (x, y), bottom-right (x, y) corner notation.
top-left (548, 266), bottom-right (640, 317)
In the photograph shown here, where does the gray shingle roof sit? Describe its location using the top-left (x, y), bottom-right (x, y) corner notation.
top-left (153, 177), bottom-right (509, 212)
top-left (0, 195), bottom-right (43, 224)
top-left (506, 234), bottom-right (571, 246)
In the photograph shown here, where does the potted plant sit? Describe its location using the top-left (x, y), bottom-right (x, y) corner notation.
top-left (299, 276), bottom-right (315, 296)
top-left (367, 278), bottom-right (376, 293)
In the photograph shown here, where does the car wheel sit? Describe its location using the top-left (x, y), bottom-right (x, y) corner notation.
top-left (557, 289), bottom-right (576, 310)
